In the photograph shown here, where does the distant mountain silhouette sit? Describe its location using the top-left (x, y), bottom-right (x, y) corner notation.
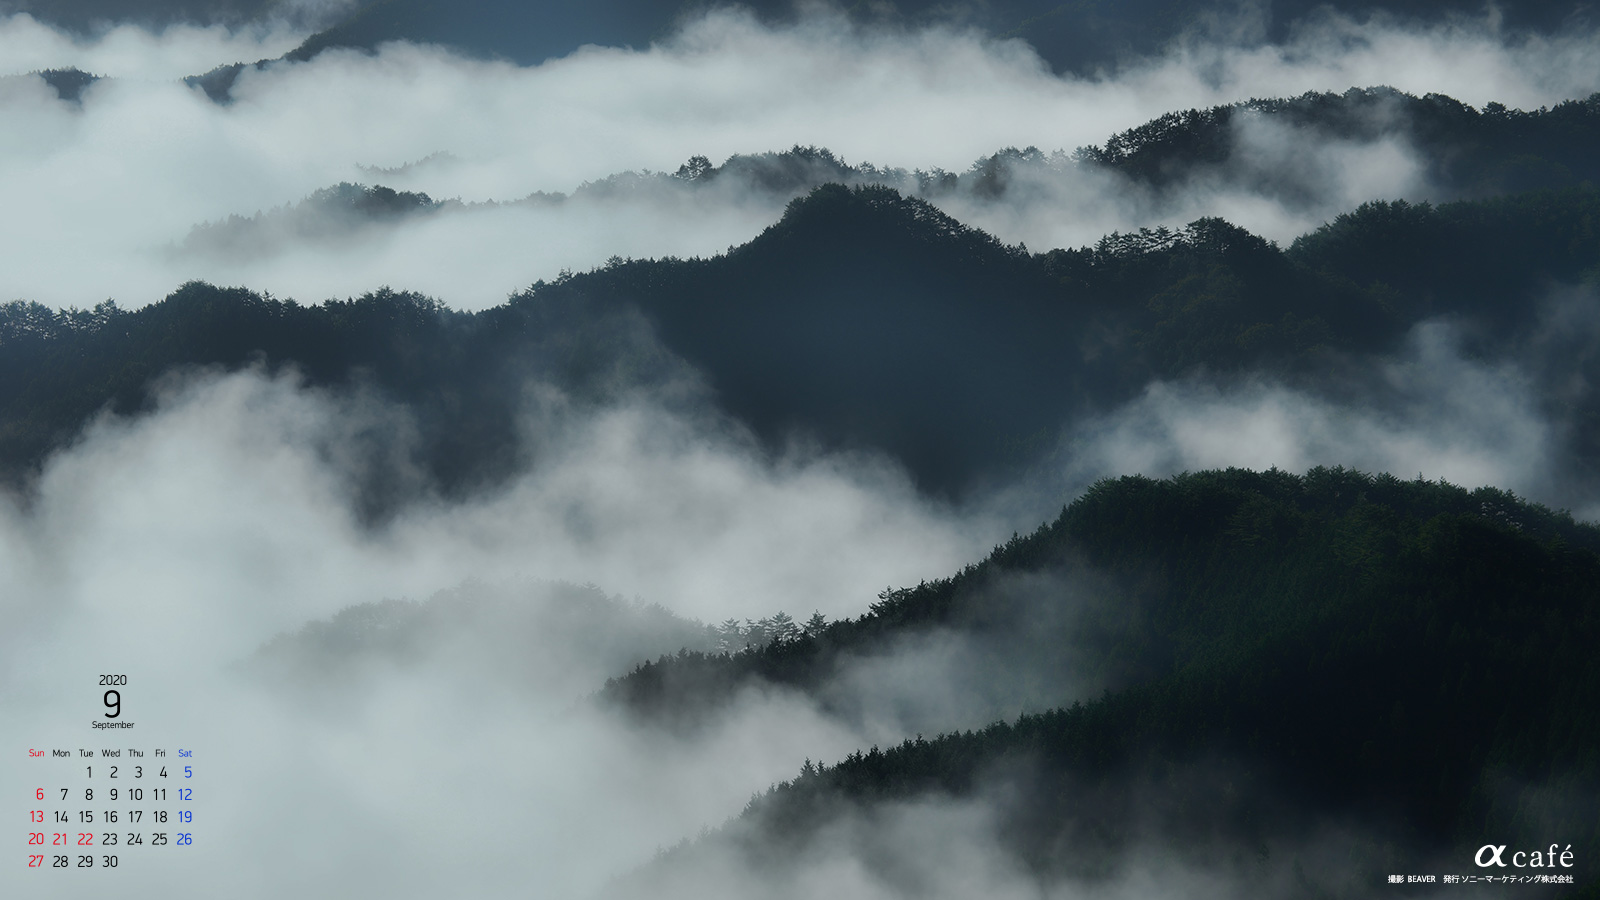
top-left (1, 0), bottom-right (301, 30)
top-left (16, 0), bottom-right (1587, 78)
top-left (279, 0), bottom-right (1596, 73)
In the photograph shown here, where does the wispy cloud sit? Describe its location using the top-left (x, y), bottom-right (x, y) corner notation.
top-left (2, 7), bottom-right (1596, 308)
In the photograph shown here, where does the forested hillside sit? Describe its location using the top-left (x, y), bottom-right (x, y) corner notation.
top-left (1075, 89), bottom-right (1600, 198)
top-left (611, 468), bottom-right (1600, 895)
top-left (0, 281), bottom-right (694, 513)
top-left (7, 180), bottom-right (1595, 505)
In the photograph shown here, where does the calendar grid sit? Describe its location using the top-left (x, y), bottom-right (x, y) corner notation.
top-left (24, 745), bottom-right (195, 872)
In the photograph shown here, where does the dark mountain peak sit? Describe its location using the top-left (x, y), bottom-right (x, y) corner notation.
top-left (745, 182), bottom-right (1019, 264)
top-left (1, 68), bottom-right (103, 105)
top-left (184, 62), bottom-right (250, 105)
top-left (34, 67), bottom-right (101, 103)
top-left (180, 183), bottom-right (445, 261)
top-left (676, 145), bottom-right (880, 194)
top-left (283, 0), bottom-right (688, 66)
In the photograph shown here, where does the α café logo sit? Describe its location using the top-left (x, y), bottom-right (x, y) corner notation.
top-left (1475, 845), bottom-right (1575, 868)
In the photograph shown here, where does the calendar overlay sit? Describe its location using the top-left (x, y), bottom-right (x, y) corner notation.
top-left (24, 746), bottom-right (196, 871)
top-left (23, 676), bottom-right (196, 872)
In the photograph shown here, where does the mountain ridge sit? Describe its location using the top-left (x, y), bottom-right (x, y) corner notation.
top-left (6, 180), bottom-right (1600, 507)
top-left (607, 466), bottom-right (1600, 896)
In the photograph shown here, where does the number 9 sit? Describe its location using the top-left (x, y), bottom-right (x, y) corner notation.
top-left (103, 690), bottom-right (120, 719)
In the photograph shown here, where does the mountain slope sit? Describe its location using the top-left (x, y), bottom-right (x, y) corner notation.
top-left (532, 183), bottom-right (1600, 492)
top-left (5, 183), bottom-right (1599, 504)
top-left (1073, 89), bottom-right (1600, 199)
top-left (612, 467), bottom-right (1600, 896)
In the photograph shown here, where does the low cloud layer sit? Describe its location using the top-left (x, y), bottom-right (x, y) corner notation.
top-left (1013, 313), bottom-right (1600, 527)
top-left (2, 308), bottom-right (1591, 899)
top-left (0, 367), bottom-right (992, 667)
top-left (2, 7), bottom-right (1598, 308)
top-left (0, 12), bottom-right (306, 79)
top-left (927, 110), bottom-right (1427, 257)
top-left (0, 365), bottom-right (1000, 897)
top-left (753, 303), bottom-right (1600, 744)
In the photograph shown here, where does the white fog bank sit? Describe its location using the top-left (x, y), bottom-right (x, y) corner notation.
top-left (2, 8), bottom-right (1597, 309)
